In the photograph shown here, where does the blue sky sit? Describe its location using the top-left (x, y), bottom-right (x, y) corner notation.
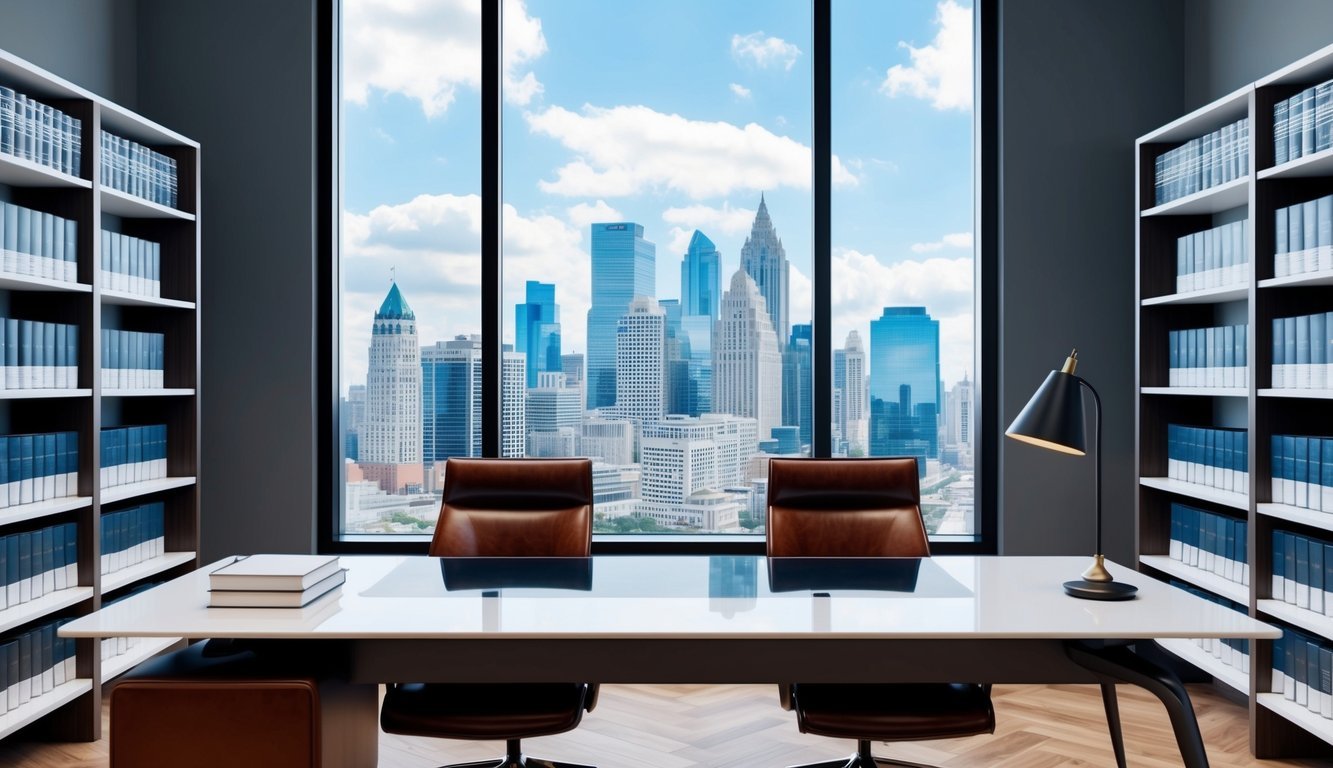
top-left (341, 0), bottom-right (974, 393)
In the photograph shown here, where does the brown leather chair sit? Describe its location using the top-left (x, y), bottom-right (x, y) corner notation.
top-left (379, 457), bottom-right (598, 768)
top-left (767, 457), bottom-right (995, 768)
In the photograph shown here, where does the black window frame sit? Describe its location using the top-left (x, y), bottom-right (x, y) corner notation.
top-left (317, 0), bottom-right (998, 555)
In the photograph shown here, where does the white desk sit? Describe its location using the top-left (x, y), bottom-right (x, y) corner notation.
top-left (63, 555), bottom-right (1277, 768)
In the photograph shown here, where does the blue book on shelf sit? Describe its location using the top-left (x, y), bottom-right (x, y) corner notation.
top-left (4, 535), bottom-right (16, 606)
top-left (1286, 317), bottom-right (1299, 379)
top-left (1325, 437), bottom-right (1333, 501)
top-left (1274, 532), bottom-right (1287, 600)
top-left (1277, 206), bottom-right (1289, 256)
top-left (1287, 532), bottom-right (1299, 600)
top-left (1312, 540), bottom-right (1325, 604)
top-left (1296, 437), bottom-right (1310, 506)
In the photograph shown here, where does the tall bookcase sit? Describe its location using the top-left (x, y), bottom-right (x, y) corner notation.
top-left (1137, 42), bottom-right (1333, 758)
top-left (0, 48), bottom-right (198, 742)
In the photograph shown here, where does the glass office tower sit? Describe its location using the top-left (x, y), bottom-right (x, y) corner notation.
top-left (420, 334), bottom-right (482, 464)
top-left (515, 280), bottom-right (561, 388)
top-left (586, 223), bottom-right (655, 409)
top-left (868, 307), bottom-right (941, 476)
top-left (681, 229), bottom-right (720, 321)
top-left (782, 324), bottom-right (812, 449)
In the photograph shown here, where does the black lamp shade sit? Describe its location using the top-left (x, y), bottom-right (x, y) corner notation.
top-left (1005, 371), bottom-right (1087, 455)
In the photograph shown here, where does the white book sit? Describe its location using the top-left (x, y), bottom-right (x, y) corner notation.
top-left (1298, 572), bottom-right (1311, 609)
top-left (1324, 482), bottom-right (1333, 514)
top-left (208, 568), bottom-right (346, 608)
top-left (210, 555), bottom-right (342, 592)
top-left (1314, 579), bottom-right (1325, 615)
top-left (1170, 537), bottom-right (1182, 560)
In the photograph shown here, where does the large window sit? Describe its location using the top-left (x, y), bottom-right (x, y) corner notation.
top-left (332, 0), bottom-right (982, 543)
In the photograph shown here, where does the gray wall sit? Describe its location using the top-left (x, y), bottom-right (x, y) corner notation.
top-left (135, 0), bottom-right (319, 561)
top-left (1184, 0), bottom-right (1333, 108)
top-left (997, 0), bottom-right (1184, 562)
top-left (0, 0), bottom-right (136, 105)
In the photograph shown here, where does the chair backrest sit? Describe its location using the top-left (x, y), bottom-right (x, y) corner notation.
top-left (766, 457), bottom-right (930, 558)
top-left (429, 458), bottom-right (594, 557)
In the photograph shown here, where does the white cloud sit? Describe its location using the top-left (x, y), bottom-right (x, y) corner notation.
top-left (662, 202), bottom-right (756, 236)
top-left (341, 0), bottom-right (546, 118)
top-left (909, 231), bottom-right (973, 253)
top-left (830, 249), bottom-right (975, 385)
top-left (729, 83), bottom-right (752, 99)
top-left (565, 200), bottom-right (625, 233)
top-left (525, 104), bottom-right (858, 199)
top-left (731, 32), bottom-right (801, 71)
top-left (881, 0), bottom-right (974, 111)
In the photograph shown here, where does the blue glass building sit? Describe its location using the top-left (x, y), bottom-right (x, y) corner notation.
top-left (782, 324), bottom-right (812, 448)
top-left (587, 223), bottom-right (655, 409)
top-left (680, 229), bottom-right (720, 321)
top-left (421, 336), bottom-right (482, 463)
top-left (515, 280), bottom-right (561, 388)
top-left (868, 307), bottom-right (941, 475)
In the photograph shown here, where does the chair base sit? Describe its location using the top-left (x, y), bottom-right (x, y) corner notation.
top-left (786, 740), bottom-right (942, 768)
top-left (432, 739), bottom-right (595, 768)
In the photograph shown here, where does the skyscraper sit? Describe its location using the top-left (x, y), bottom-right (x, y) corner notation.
top-left (587, 223), bottom-right (655, 409)
top-left (342, 384), bottom-right (366, 461)
top-left (868, 307), bottom-right (941, 475)
top-left (714, 269), bottom-right (781, 441)
top-left (740, 194), bottom-right (789, 346)
top-left (360, 282), bottom-right (423, 493)
top-left (514, 280), bottom-right (561, 388)
top-left (945, 373), bottom-right (974, 470)
top-left (611, 296), bottom-right (666, 429)
top-left (638, 414), bottom-right (757, 531)
top-left (837, 330), bottom-right (868, 454)
top-left (782, 324), bottom-right (812, 448)
top-left (421, 334), bottom-right (482, 463)
top-left (502, 345), bottom-right (527, 457)
top-left (680, 229), bottom-right (721, 320)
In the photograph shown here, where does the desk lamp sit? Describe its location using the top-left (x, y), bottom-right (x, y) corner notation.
top-left (1006, 350), bottom-right (1137, 600)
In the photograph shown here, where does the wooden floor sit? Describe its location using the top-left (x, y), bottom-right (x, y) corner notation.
top-left (0, 683), bottom-right (1327, 767)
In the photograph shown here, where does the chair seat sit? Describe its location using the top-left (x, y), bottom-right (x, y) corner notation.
top-left (381, 683), bottom-right (592, 740)
top-left (792, 683), bottom-right (995, 741)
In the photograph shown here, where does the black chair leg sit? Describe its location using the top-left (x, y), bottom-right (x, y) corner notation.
top-left (785, 740), bottom-right (948, 768)
top-left (1101, 683), bottom-right (1128, 768)
top-left (436, 739), bottom-right (596, 768)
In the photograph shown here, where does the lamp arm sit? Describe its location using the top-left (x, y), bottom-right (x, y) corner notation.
top-left (1076, 376), bottom-right (1102, 556)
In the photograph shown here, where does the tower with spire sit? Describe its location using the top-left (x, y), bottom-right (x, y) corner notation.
top-left (713, 269), bottom-right (781, 442)
top-left (358, 281), bottom-right (424, 494)
top-left (740, 193), bottom-right (789, 347)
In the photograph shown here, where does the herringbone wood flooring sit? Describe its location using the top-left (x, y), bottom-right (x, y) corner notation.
top-left (0, 683), bottom-right (1326, 767)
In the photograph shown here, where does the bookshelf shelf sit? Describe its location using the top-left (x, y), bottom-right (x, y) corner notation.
top-left (1259, 600), bottom-right (1333, 643)
top-left (1137, 40), bottom-right (1333, 759)
top-left (1138, 555), bottom-right (1250, 604)
top-left (1140, 386), bottom-right (1248, 397)
top-left (102, 551), bottom-right (197, 594)
top-left (0, 273), bottom-right (91, 293)
top-left (1259, 147), bottom-right (1333, 179)
top-left (1259, 388), bottom-right (1333, 400)
top-left (1259, 503), bottom-right (1333, 532)
top-left (100, 290), bottom-right (195, 310)
top-left (102, 388), bottom-right (195, 398)
top-left (99, 188), bottom-right (195, 221)
top-left (1257, 695), bottom-right (1333, 748)
top-left (1155, 638), bottom-right (1250, 694)
top-left (1141, 284), bottom-right (1249, 306)
top-left (0, 389), bottom-right (92, 400)
top-left (1258, 270), bottom-right (1333, 289)
top-left (100, 476), bottom-right (196, 505)
top-left (0, 679), bottom-right (93, 741)
top-left (0, 496), bottom-right (92, 528)
top-left (1141, 177), bottom-right (1249, 217)
top-left (0, 587), bottom-right (93, 635)
top-left (0, 154), bottom-right (92, 189)
top-left (100, 636), bottom-right (181, 683)
top-left (1140, 477), bottom-right (1250, 511)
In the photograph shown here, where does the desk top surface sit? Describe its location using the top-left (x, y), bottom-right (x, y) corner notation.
top-left (61, 555), bottom-right (1278, 640)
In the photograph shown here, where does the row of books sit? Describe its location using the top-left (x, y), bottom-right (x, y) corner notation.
top-left (99, 425), bottom-right (167, 491)
top-left (1171, 580), bottom-right (1250, 674)
top-left (0, 86), bottom-right (82, 177)
top-left (1271, 434), bottom-right (1333, 513)
top-left (0, 432), bottom-right (78, 510)
top-left (1175, 220), bottom-right (1249, 293)
top-left (1272, 530), bottom-right (1333, 616)
top-left (99, 329), bottom-right (164, 390)
top-left (1274, 195), bottom-right (1333, 278)
top-left (0, 319), bottom-right (79, 390)
top-left (99, 501), bottom-right (164, 576)
top-left (100, 230), bottom-right (161, 298)
top-left (0, 202), bottom-right (78, 284)
top-left (1166, 324), bottom-right (1249, 387)
top-left (0, 618), bottom-right (77, 715)
top-left (1154, 118), bottom-right (1249, 205)
top-left (100, 131), bottom-right (178, 209)
top-left (1166, 424), bottom-right (1249, 494)
top-left (1272, 625), bottom-right (1333, 720)
top-left (0, 523), bottom-right (77, 612)
top-left (1271, 312), bottom-right (1333, 389)
top-left (1273, 79), bottom-right (1333, 166)
top-left (1168, 502), bottom-right (1251, 586)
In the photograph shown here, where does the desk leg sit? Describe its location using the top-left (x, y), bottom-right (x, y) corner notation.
top-left (1066, 641), bottom-right (1209, 768)
top-left (1100, 683), bottom-right (1127, 768)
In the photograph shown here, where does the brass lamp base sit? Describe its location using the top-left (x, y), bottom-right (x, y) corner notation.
top-left (1064, 554), bottom-right (1138, 600)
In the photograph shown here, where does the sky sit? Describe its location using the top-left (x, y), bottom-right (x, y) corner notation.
top-left (340, 0), bottom-right (975, 396)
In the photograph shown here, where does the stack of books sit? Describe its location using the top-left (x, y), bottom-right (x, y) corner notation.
top-left (208, 554), bottom-right (345, 608)
top-left (0, 86), bottom-right (83, 177)
top-left (1154, 117), bottom-right (1250, 205)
